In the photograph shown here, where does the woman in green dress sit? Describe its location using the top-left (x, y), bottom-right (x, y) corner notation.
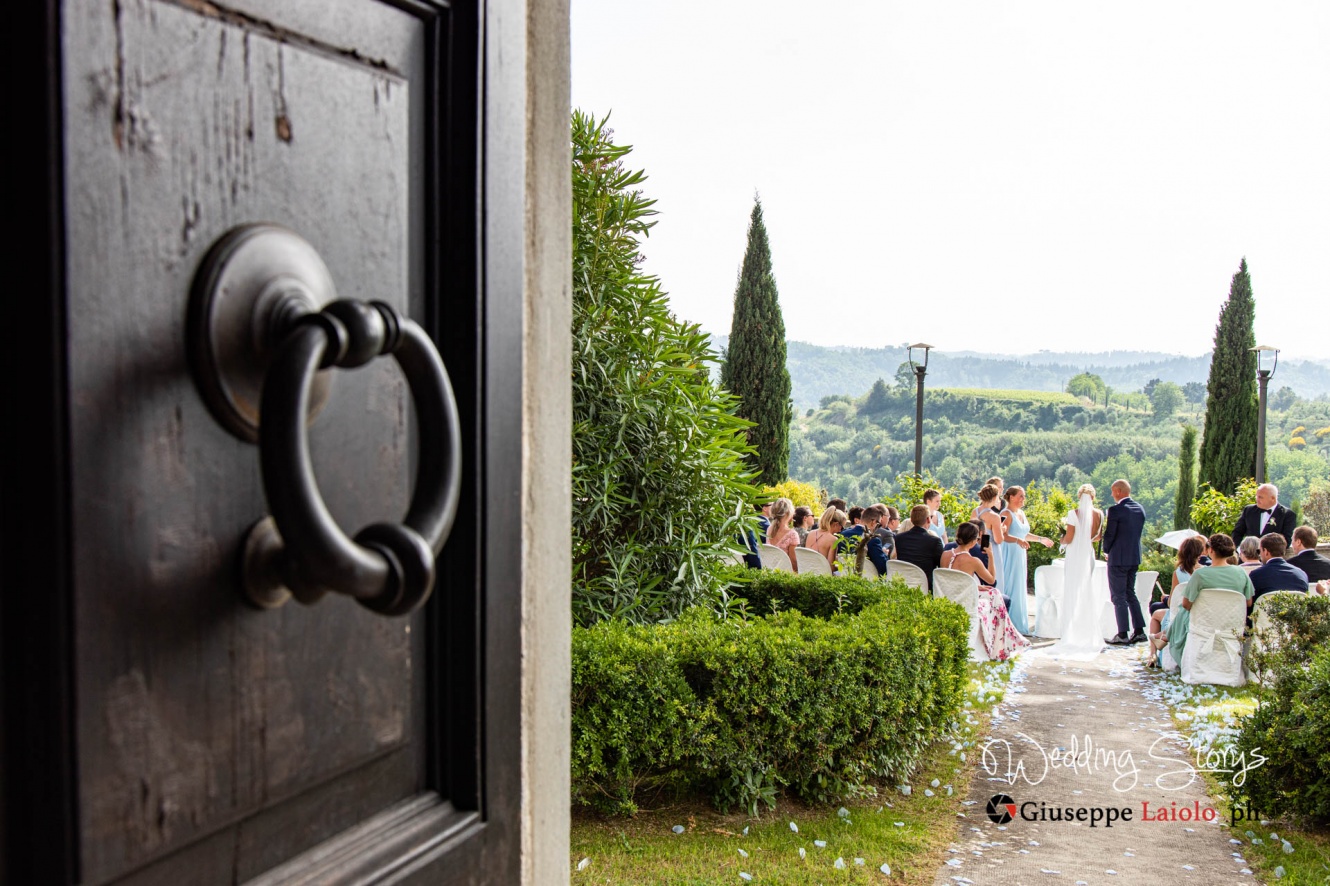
top-left (1165, 534), bottom-right (1253, 670)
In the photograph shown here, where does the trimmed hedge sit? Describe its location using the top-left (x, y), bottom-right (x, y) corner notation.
top-left (572, 574), bottom-right (969, 815)
top-left (734, 569), bottom-right (907, 618)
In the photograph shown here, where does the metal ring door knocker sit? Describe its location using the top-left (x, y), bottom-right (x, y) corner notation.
top-left (188, 223), bottom-right (461, 615)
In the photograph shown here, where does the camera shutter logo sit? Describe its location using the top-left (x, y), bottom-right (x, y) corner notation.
top-left (987, 794), bottom-right (1017, 825)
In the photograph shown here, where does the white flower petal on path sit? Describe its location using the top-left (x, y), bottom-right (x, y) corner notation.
top-left (814, 840), bottom-right (827, 848)
top-left (837, 807), bottom-right (849, 818)
top-left (880, 863), bottom-right (892, 875)
top-left (854, 858), bottom-right (865, 865)
top-left (576, 857), bottom-right (590, 871)
top-left (671, 825), bottom-right (684, 834)
top-left (789, 821), bottom-right (798, 833)
top-left (739, 873), bottom-right (752, 882)
top-left (834, 857), bottom-right (846, 869)
top-left (737, 848), bottom-right (748, 858)
top-left (1282, 840), bottom-right (1294, 854)
top-left (798, 847), bottom-right (806, 859)
top-left (1275, 866), bottom-right (1286, 878)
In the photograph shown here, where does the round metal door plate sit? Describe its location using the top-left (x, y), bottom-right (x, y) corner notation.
top-left (188, 224), bottom-right (337, 443)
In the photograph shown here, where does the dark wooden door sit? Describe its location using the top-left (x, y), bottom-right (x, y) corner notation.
top-left (4, 0), bottom-right (521, 883)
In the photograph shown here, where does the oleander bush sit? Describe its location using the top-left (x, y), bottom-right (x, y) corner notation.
top-left (572, 574), bottom-right (969, 816)
top-left (1229, 594), bottom-right (1330, 825)
top-left (571, 110), bottom-right (760, 626)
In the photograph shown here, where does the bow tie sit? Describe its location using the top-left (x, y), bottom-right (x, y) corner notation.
top-left (1263, 508), bottom-right (1274, 515)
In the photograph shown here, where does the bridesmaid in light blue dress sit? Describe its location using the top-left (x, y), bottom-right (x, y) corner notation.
top-left (999, 486), bottom-right (1055, 635)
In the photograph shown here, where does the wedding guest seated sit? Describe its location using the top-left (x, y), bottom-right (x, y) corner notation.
top-left (792, 506), bottom-right (814, 545)
top-left (894, 504), bottom-right (945, 589)
top-left (826, 498), bottom-right (848, 513)
top-left (838, 505), bottom-right (866, 557)
top-left (941, 522), bottom-right (1028, 661)
top-left (766, 497), bottom-right (801, 572)
top-left (1163, 534), bottom-right (1254, 671)
top-left (873, 505), bottom-right (900, 560)
top-left (737, 525), bottom-right (762, 569)
top-left (1288, 527), bottom-right (1330, 583)
top-left (755, 501), bottom-right (772, 543)
top-left (1250, 533), bottom-right (1309, 601)
top-left (1147, 536), bottom-right (1204, 666)
top-left (943, 521), bottom-right (990, 570)
top-left (805, 507), bottom-right (847, 571)
top-left (854, 505), bottom-right (891, 576)
top-left (1237, 536), bottom-right (1262, 572)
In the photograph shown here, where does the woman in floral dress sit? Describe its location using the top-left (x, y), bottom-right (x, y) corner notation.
top-left (941, 521), bottom-right (1029, 660)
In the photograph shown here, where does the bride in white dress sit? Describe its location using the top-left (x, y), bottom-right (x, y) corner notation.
top-left (1051, 485), bottom-right (1105, 659)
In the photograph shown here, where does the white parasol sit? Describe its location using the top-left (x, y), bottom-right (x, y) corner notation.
top-left (1155, 528), bottom-right (1204, 549)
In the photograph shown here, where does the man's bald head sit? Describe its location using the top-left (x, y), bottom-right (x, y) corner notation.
top-left (1256, 484), bottom-right (1279, 510)
top-left (1111, 479), bottom-right (1131, 502)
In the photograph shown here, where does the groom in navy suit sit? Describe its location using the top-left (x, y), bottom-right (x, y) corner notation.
top-left (1101, 479), bottom-right (1147, 644)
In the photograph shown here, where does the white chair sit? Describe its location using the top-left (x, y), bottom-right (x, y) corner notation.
top-left (933, 568), bottom-right (985, 661)
top-left (1244, 590), bottom-right (1303, 684)
top-left (1134, 570), bottom-right (1159, 617)
top-left (1180, 587), bottom-right (1248, 687)
top-left (1033, 564), bottom-right (1060, 638)
top-left (886, 560), bottom-right (928, 591)
top-left (724, 548), bottom-right (750, 567)
top-left (795, 547), bottom-right (833, 576)
top-left (758, 543), bottom-right (794, 572)
top-left (860, 558), bottom-right (880, 579)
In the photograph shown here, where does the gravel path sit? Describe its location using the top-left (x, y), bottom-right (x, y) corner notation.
top-left (934, 641), bottom-right (1260, 886)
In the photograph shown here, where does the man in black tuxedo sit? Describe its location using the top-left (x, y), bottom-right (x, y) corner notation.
top-left (1250, 533), bottom-right (1309, 602)
top-left (1233, 484), bottom-right (1296, 547)
top-left (1288, 526), bottom-right (1330, 583)
top-left (893, 504), bottom-right (944, 590)
top-left (1102, 479), bottom-right (1147, 644)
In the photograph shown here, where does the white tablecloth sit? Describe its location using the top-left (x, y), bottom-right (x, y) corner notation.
top-left (1033, 559), bottom-right (1116, 638)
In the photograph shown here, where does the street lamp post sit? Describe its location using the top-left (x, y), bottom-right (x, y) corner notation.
top-left (1251, 345), bottom-right (1279, 483)
top-left (907, 343), bottom-right (934, 477)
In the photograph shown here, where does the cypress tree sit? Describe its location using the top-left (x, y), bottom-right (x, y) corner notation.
top-left (1199, 258), bottom-right (1258, 494)
top-left (720, 198), bottom-right (791, 484)
top-left (1175, 424), bottom-right (1197, 529)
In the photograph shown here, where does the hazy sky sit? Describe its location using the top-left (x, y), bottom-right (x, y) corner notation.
top-left (571, 2), bottom-right (1330, 359)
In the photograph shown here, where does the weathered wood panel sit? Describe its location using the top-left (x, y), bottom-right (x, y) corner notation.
top-left (63, 0), bottom-right (429, 879)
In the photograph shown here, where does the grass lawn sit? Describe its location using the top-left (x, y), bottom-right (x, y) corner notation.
top-left (570, 661), bottom-right (1016, 884)
top-left (1144, 671), bottom-right (1330, 884)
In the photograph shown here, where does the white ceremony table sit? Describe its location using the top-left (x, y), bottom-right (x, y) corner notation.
top-left (1033, 559), bottom-right (1116, 638)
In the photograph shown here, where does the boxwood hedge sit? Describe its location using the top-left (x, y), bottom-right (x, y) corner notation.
top-left (572, 574), bottom-right (969, 815)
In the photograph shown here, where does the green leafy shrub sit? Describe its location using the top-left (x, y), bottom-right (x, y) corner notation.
top-left (1189, 479), bottom-right (1257, 536)
top-left (571, 110), bottom-right (759, 626)
top-left (1230, 595), bottom-right (1330, 825)
top-left (571, 582), bottom-right (969, 816)
top-left (887, 471), bottom-right (977, 536)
